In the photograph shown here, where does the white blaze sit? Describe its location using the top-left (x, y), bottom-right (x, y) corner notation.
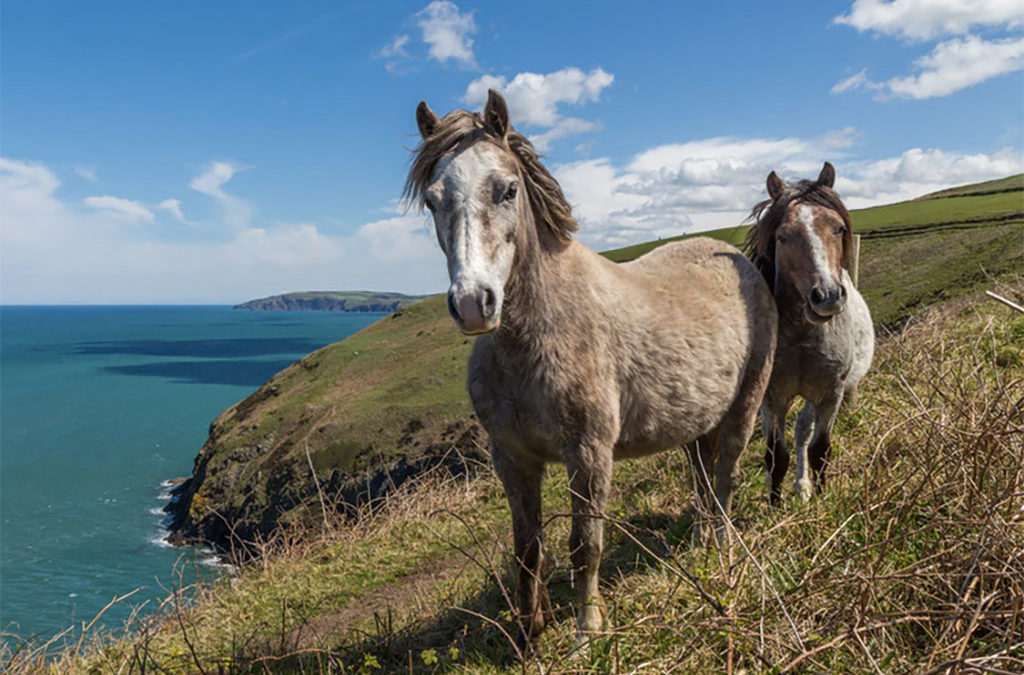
top-left (797, 205), bottom-right (831, 280)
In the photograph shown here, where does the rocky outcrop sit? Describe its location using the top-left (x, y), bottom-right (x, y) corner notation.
top-left (164, 296), bottom-right (480, 557)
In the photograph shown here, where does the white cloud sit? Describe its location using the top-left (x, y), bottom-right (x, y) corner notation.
top-left (550, 131), bottom-right (1022, 251)
top-left (188, 161), bottom-right (252, 229)
top-left (464, 67), bottom-right (614, 127)
top-left (833, 35), bottom-right (1024, 99)
top-left (0, 157), bottom-right (448, 304)
top-left (886, 35), bottom-right (1024, 98)
top-left (836, 146), bottom-right (1024, 206)
top-left (83, 195), bottom-right (155, 224)
top-left (462, 67), bottom-right (614, 149)
top-left (4, 140), bottom-right (1018, 304)
top-left (833, 1), bottom-right (1024, 101)
top-left (417, 1), bottom-right (476, 68)
top-left (834, 0), bottom-right (1022, 41)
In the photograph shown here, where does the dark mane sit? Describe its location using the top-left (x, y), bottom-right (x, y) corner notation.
top-left (743, 179), bottom-right (853, 291)
top-left (403, 109), bottom-right (578, 243)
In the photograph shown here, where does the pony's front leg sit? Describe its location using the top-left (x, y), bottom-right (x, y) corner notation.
top-left (491, 447), bottom-right (551, 651)
top-left (794, 393), bottom-right (840, 500)
top-left (564, 442), bottom-right (613, 642)
top-left (793, 401), bottom-right (816, 501)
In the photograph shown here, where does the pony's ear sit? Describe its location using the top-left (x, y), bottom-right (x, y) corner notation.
top-left (767, 171), bottom-right (786, 200)
top-left (817, 161), bottom-right (836, 188)
top-left (416, 101), bottom-right (441, 139)
top-left (484, 89), bottom-right (509, 139)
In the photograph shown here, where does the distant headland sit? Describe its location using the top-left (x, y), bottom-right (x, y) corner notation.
top-left (235, 291), bottom-right (430, 312)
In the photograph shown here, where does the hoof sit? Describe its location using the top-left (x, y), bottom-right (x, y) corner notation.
top-left (575, 595), bottom-right (605, 634)
top-left (795, 478), bottom-right (813, 502)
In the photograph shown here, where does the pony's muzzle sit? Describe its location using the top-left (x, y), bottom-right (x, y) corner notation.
top-left (806, 283), bottom-right (847, 322)
top-left (447, 284), bottom-right (499, 335)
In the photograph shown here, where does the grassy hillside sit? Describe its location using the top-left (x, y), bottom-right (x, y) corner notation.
top-left (917, 173), bottom-right (1023, 199)
top-left (4, 176), bottom-right (1022, 671)
top-left (18, 291), bottom-right (1023, 673)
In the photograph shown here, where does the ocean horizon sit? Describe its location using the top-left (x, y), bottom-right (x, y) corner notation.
top-left (0, 305), bottom-right (383, 643)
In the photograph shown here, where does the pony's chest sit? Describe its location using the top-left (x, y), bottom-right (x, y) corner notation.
top-left (466, 347), bottom-right (568, 458)
top-left (774, 325), bottom-right (855, 396)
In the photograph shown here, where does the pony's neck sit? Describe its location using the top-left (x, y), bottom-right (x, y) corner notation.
top-left (494, 203), bottom-right (564, 349)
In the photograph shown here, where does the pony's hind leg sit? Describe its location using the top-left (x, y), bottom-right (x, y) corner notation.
top-left (809, 393), bottom-right (842, 494)
top-left (761, 401), bottom-right (791, 505)
top-left (490, 447), bottom-right (551, 651)
top-left (711, 369), bottom-right (771, 534)
top-left (687, 433), bottom-right (717, 545)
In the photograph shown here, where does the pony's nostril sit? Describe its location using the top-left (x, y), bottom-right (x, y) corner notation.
top-left (839, 285), bottom-right (847, 299)
top-left (810, 287), bottom-right (825, 305)
top-left (481, 287), bottom-right (497, 318)
top-left (447, 292), bottom-right (460, 321)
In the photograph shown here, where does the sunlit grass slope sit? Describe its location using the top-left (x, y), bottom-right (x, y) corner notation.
top-left (28, 290), bottom-right (1024, 674)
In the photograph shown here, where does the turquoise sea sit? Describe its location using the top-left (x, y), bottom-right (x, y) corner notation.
top-left (0, 306), bottom-right (382, 643)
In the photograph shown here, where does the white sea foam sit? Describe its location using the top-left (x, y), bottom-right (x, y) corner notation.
top-left (148, 533), bottom-right (173, 549)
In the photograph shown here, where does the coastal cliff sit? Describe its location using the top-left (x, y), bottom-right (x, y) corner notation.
top-left (166, 296), bottom-right (485, 554)
top-left (234, 291), bottom-right (428, 313)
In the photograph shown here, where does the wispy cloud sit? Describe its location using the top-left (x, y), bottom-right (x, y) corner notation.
top-left (83, 195), bottom-right (155, 224)
top-left (74, 164), bottom-right (98, 181)
top-left (156, 198), bottom-right (192, 225)
top-left (188, 161), bottom-right (252, 229)
top-left (234, 9), bottom-right (346, 62)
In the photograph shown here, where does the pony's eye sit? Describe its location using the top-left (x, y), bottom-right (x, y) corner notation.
top-left (424, 195), bottom-right (437, 212)
top-left (776, 234), bottom-right (788, 244)
top-left (834, 225), bottom-right (846, 235)
top-left (503, 181), bottom-right (519, 203)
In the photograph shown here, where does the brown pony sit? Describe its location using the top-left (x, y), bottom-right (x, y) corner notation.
top-left (746, 163), bottom-right (874, 503)
top-left (406, 90), bottom-right (777, 649)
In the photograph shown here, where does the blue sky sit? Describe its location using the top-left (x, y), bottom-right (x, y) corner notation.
top-left (2, 0), bottom-right (1021, 303)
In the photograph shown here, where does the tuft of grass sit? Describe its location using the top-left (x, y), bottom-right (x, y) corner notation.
top-left (17, 289), bottom-right (1023, 674)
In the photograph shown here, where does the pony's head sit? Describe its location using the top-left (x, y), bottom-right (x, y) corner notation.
top-left (405, 90), bottom-right (577, 335)
top-left (746, 162), bottom-right (853, 325)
